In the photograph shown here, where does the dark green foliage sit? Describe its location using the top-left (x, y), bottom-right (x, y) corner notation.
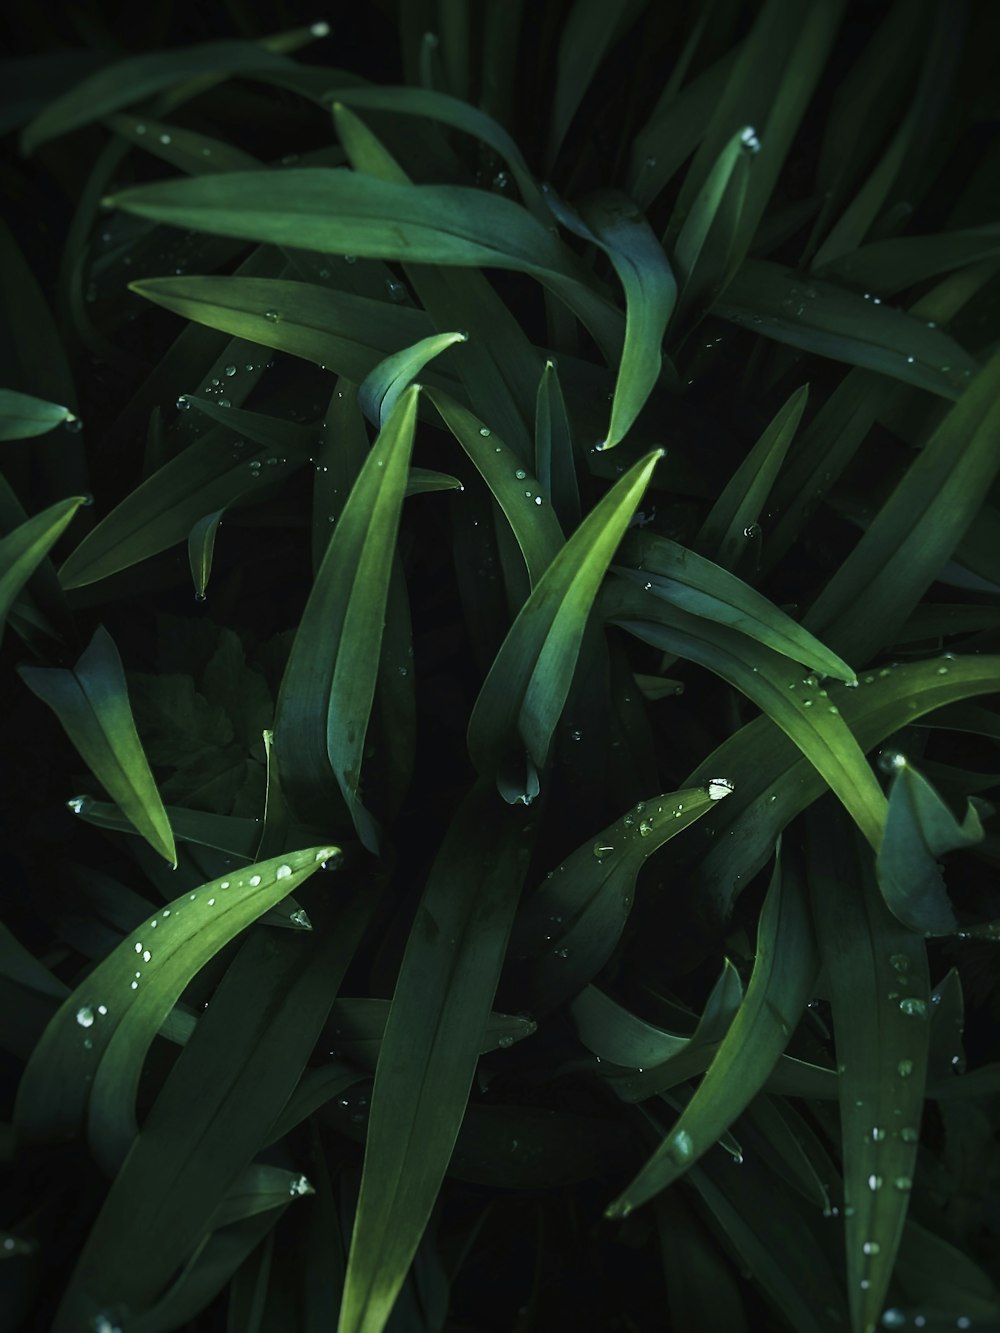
top-left (1, 3), bottom-right (999, 1332)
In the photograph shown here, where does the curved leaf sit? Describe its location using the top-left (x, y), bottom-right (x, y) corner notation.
top-left (13, 844), bottom-right (341, 1147)
top-left (359, 331), bottom-right (467, 429)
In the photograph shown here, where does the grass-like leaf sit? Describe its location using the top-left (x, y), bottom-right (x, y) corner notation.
top-left (13, 845), bottom-right (340, 1147)
top-left (605, 845), bottom-right (816, 1216)
top-left (807, 805), bottom-right (931, 1333)
top-left (0, 495), bottom-right (83, 644)
top-left (338, 778), bottom-right (535, 1333)
top-left (274, 386), bottom-right (419, 852)
top-left (467, 449), bottom-right (661, 785)
top-left (19, 626), bottom-right (176, 866)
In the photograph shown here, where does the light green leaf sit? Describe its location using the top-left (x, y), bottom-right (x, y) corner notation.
top-left (0, 388), bottom-right (76, 440)
top-left (13, 845), bottom-right (341, 1147)
top-left (534, 357), bottom-right (580, 531)
top-left (19, 626), bottom-right (176, 866)
top-left (876, 758), bottom-right (984, 936)
top-left (671, 126), bottom-right (752, 326)
top-left (188, 509), bottom-right (225, 602)
top-left (468, 450), bottom-right (661, 784)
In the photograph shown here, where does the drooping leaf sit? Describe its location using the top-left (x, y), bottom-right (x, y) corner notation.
top-left (358, 331), bottom-right (467, 429)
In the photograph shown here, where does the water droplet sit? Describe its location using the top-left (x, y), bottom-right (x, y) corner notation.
top-left (893, 1176), bottom-right (912, 1192)
top-left (639, 821), bottom-right (652, 837)
top-left (142, 950), bottom-right (151, 963)
top-left (289, 908), bottom-right (312, 928)
top-left (131, 980), bottom-right (138, 990)
top-left (343, 254), bottom-right (356, 264)
top-left (66, 795), bottom-right (91, 815)
top-left (593, 843), bottom-right (614, 860)
top-left (385, 278), bottom-right (408, 302)
top-left (900, 1126), bottom-right (918, 1142)
top-left (276, 864), bottom-right (293, 880)
top-left (76, 1007), bottom-right (95, 1028)
top-left (159, 133), bottom-right (171, 145)
top-left (264, 310), bottom-right (279, 321)
top-left (881, 1309), bottom-right (907, 1329)
top-left (899, 998), bottom-right (927, 1019)
top-left (669, 1129), bottom-right (694, 1162)
top-left (707, 778), bottom-right (734, 800)
top-left (248, 874), bottom-right (262, 887)
top-left (289, 1173), bottom-right (313, 1196)
top-left (310, 20), bottom-right (330, 37)
top-left (863, 1240), bottom-right (881, 1255)
top-left (534, 495), bottom-right (543, 505)
top-left (868, 1174), bottom-right (883, 1190)
top-left (515, 468), bottom-right (527, 479)
top-left (743, 523), bottom-right (761, 538)
top-left (740, 126), bottom-right (761, 154)
top-left (872, 1126), bottom-right (886, 1141)
top-left (879, 750), bottom-right (907, 773)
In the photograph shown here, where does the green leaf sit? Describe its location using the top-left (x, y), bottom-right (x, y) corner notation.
top-left (807, 805), bottom-right (930, 1333)
top-left (274, 386), bottom-right (419, 852)
top-left (694, 383), bottom-right (807, 570)
top-left (667, 0), bottom-right (844, 265)
top-left (533, 357), bottom-right (580, 531)
top-left (13, 844), bottom-right (341, 1147)
top-left (107, 170), bottom-right (624, 362)
top-left (714, 259), bottom-right (978, 399)
top-left (681, 654), bottom-right (1000, 928)
top-left (546, 0), bottom-right (648, 167)
top-left (52, 904), bottom-right (368, 1331)
top-left (815, 225), bottom-right (1000, 295)
top-left (468, 450), bottom-right (661, 785)
top-left (0, 495), bottom-right (83, 645)
top-left (603, 580), bottom-right (886, 852)
top-left (509, 784), bottom-right (729, 1014)
top-left (21, 39), bottom-right (300, 153)
top-left (802, 344), bottom-right (1000, 665)
top-left (605, 847), bottom-right (817, 1216)
top-left (75, 798), bottom-right (261, 860)
top-left (876, 758), bottom-right (984, 936)
top-left (358, 330), bottom-right (467, 429)
top-left (58, 424), bottom-right (308, 589)
top-left (130, 276), bottom-right (436, 382)
top-left (105, 112), bottom-right (261, 175)
top-left (615, 529), bottom-right (856, 680)
top-left (188, 508), bottom-right (225, 602)
top-left (19, 626), bottom-right (177, 866)
top-left (544, 187), bottom-right (676, 450)
top-left (671, 126), bottom-right (752, 327)
top-left (0, 388), bottom-right (76, 440)
top-left (338, 779), bottom-right (535, 1333)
